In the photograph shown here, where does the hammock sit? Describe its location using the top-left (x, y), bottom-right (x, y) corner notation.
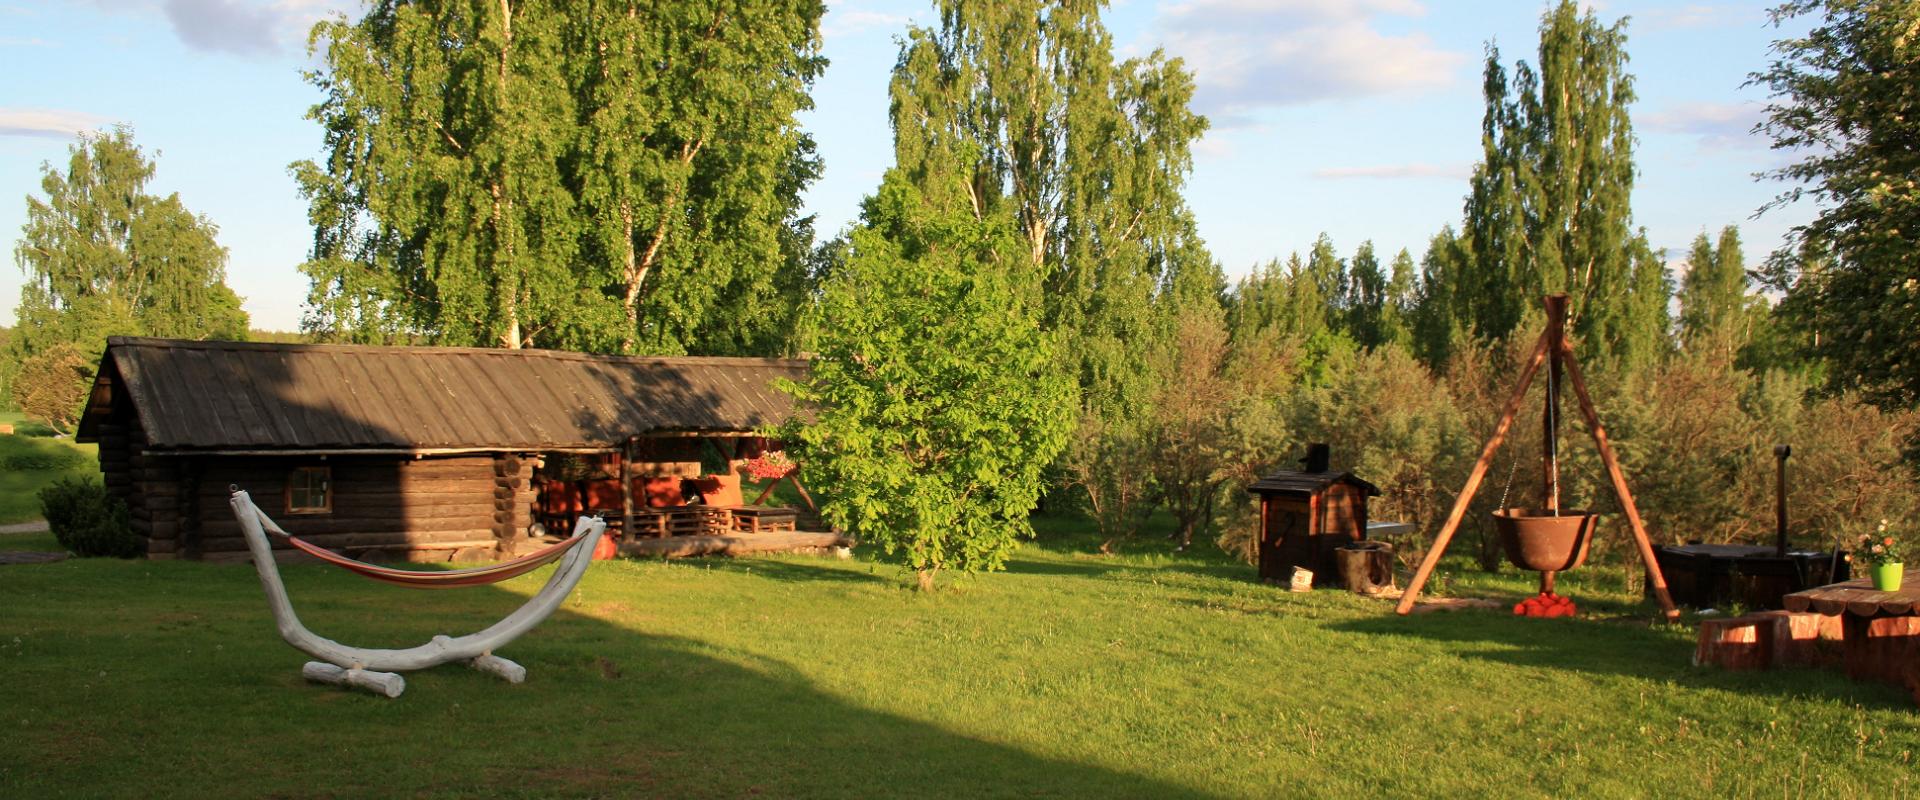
top-left (228, 488), bottom-right (607, 697)
top-left (252, 508), bottom-right (593, 589)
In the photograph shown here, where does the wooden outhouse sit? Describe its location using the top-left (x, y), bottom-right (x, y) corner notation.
top-left (1247, 444), bottom-right (1380, 587)
top-left (74, 337), bottom-right (808, 562)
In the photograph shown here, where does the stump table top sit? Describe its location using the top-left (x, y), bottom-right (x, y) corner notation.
top-left (1782, 579), bottom-right (1920, 618)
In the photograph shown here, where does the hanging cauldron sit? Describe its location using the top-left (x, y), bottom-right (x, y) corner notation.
top-left (1494, 508), bottom-right (1597, 572)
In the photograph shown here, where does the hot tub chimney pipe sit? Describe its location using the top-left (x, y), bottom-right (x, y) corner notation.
top-left (1774, 444), bottom-right (1791, 557)
top-left (1303, 443), bottom-right (1331, 474)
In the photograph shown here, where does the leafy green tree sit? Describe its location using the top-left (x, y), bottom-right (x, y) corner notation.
top-left (1383, 248), bottom-right (1419, 350)
top-left (1678, 226), bottom-right (1757, 347)
top-left (1228, 253), bottom-right (1329, 344)
top-left (886, 0), bottom-right (1210, 422)
top-left (1409, 227), bottom-right (1472, 368)
top-left (296, 2), bottom-right (578, 348)
top-left (783, 169), bottom-right (1075, 590)
top-left (1346, 241), bottom-right (1386, 348)
top-left (1306, 234), bottom-right (1348, 328)
top-left (1752, 0), bottom-right (1920, 408)
top-left (9, 127), bottom-right (247, 425)
top-left (1147, 297), bottom-right (1235, 549)
top-left (296, 0), bottom-right (824, 354)
top-left (11, 344), bottom-right (93, 433)
top-left (1462, 2), bottom-right (1644, 358)
top-left (563, 2), bottom-right (825, 355)
top-left (1619, 232), bottom-right (1674, 369)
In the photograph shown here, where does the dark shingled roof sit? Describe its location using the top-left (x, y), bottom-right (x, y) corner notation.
top-left (1247, 470), bottom-right (1381, 497)
top-left (77, 337), bottom-right (809, 453)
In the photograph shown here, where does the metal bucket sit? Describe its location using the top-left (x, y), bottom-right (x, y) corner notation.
top-left (1494, 508), bottom-right (1597, 572)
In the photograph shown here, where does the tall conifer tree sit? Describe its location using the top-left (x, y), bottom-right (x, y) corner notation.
top-left (1679, 226), bottom-right (1752, 345)
top-left (1462, 1), bottom-right (1645, 358)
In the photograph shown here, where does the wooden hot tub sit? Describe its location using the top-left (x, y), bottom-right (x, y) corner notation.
top-left (1651, 543), bottom-right (1848, 610)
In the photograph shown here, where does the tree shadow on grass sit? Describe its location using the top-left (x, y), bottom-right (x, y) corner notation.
top-left (0, 559), bottom-right (1217, 799)
top-left (1328, 609), bottom-right (1916, 710)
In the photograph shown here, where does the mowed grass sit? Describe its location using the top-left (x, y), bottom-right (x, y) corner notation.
top-left (2, 518), bottom-right (1916, 799)
top-left (0, 411), bottom-right (98, 524)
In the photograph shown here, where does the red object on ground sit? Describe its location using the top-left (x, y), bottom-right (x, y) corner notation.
top-left (1513, 591), bottom-right (1576, 618)
top-left (592, 533), bottom-right (619, 560)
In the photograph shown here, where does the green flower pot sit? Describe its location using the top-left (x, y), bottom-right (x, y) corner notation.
top-left (1871, 562), bottom-right (1904, 592)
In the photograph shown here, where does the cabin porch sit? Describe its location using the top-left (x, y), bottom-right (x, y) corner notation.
top-left (525, 433), bottom-right (840, 558)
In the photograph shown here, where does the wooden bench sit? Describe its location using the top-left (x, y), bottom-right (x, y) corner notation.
top-left (627, 506), bottom-right (730, 538)
top-left (725, 506), bottom-right (799, 534)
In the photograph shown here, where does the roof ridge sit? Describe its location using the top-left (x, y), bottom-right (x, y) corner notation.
top-left (104, 336), bottom-right (808, 367)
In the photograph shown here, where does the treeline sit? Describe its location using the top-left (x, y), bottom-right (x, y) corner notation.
top-left (5, 1), bottom-right (1913, 586)
top-left (786, 0), bottom-right (1920, 586)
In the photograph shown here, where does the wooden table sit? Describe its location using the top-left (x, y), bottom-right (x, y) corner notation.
top-left (1782, 579), bottom-right (1920, 688)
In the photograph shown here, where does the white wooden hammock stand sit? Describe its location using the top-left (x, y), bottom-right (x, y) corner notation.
top-left (229, 489), bottom-right (605, 698)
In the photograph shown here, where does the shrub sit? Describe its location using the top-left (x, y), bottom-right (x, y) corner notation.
top-left (40, 477), bottom-right (140, 558)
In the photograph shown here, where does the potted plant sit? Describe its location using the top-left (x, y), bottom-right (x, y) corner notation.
top-left (1848, 521), bottom-right (1904, 592)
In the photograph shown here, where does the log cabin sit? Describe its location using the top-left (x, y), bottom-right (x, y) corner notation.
top-left (75, 337), bottom-right (807, 562)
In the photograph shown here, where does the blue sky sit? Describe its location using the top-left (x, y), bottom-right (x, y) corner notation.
top-left (1, 0), bottom-right (1811, 332)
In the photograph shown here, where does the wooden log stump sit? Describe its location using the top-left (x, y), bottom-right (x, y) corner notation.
top-left (1694, 616), bottom-right (1773, 670)
top-left (1749, 610), bottom-right (1844, 669)
top-left (1841, 615), bottom-right (1920, 685)
top-left (1335, 543), bottom-right (1395, 596)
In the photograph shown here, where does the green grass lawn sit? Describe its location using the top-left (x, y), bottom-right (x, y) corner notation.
top-left (1, 519), bottom-right (1915, 798)
top-left (0, 411), bottom-right (98, 525)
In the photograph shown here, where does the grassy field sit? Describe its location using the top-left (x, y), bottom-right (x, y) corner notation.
top-left (1, 520), bottom-right (1916, 798)
top-left (0, 411), bottom-right (99, 524)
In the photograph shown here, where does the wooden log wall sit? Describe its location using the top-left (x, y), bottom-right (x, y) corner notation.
top-left (94, 417), bottom-right (164, 556)
top-left (193, 455), bottom-right (503, 563)
top-left (492, 454), bottom-right (535, 545)
top-left (97, 415), bottom-right (192, 560)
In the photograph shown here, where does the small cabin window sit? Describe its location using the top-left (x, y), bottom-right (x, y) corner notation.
top-left (286, 467), bottom-right (332, 514)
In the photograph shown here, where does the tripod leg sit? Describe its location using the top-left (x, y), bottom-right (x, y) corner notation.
top-left (1557, 342), bottom-right (1681, 620)
top-left (1396, 331), bottom-right (1552, 614)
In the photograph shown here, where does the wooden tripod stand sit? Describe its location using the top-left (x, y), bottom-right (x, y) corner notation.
top-left (1394, 294), bottom-right (1680, 619)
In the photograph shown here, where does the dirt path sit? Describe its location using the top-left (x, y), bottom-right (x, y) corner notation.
top-left (0, 520), bottom-right (51, 534)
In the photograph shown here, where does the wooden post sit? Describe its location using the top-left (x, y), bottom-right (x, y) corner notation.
top-left (620, 437), bottom-right (634, 540)
top-left (1557, 340), bottom-right (1681, 620)
top-left (1540, 295), bottom-right (1566, 597)
top-left (1395, 330), bottom-right (1553, 614)
top-left (1774, 444), bottom-right (1791, 557)
top-left (789, 470), bottom-right (818, 512)
top-left (1542, 295), bottom-right (1565, 515)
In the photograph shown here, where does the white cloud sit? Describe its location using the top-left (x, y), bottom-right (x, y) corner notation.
top-left (0, 107), bottom-right (114, 139)
top-left (1641, 101), bottom-right (1768, 149)
top-left (822, 7), bottom-right (911, 39)
top-left (1149, 0), bottom-right (1465, 126)
top-left (74, 0), bottom-right (353, 57)
top-left (1311, 162), bottom-right (1470, 180)
top-left (160, 0), bottom-right (352, 57)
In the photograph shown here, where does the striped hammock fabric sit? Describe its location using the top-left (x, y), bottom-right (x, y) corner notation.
top-left (251, 506), bottom-right (594, 589)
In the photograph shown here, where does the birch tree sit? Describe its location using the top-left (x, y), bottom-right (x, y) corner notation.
top-left (295, 0), bottom-right (824, 354)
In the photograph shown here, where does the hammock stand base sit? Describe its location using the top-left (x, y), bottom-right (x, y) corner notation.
top-left (299, 652), bottom-right (524, 698)
top-left (229, 489), bottom-right (605, 698)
